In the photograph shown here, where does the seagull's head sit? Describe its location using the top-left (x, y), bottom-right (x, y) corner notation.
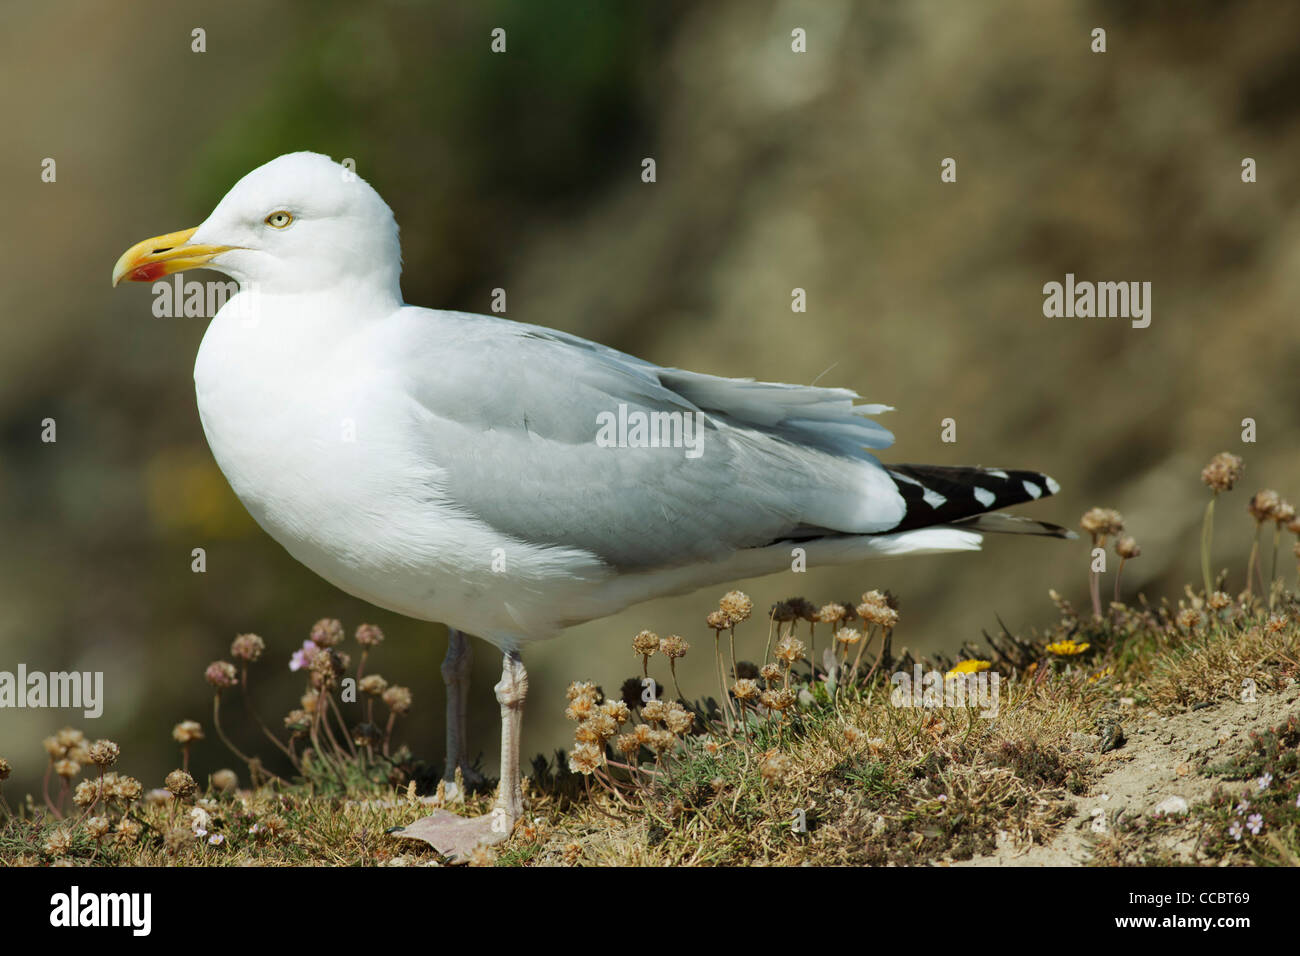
top-left (112, 152), bottom-right (402, 301)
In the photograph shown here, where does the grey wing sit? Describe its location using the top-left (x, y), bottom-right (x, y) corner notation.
top-left (399, 311), bottom-right (906, 570)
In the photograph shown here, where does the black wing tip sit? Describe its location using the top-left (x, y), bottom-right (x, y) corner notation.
top-left (887, 464), bottom-right (1064, 532)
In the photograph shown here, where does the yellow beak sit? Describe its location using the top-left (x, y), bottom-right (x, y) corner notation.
top-left (111, 227), bottom-right (237, 287)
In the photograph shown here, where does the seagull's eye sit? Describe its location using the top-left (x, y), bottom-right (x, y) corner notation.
top-left (264, 211), bottom-right (293, 229)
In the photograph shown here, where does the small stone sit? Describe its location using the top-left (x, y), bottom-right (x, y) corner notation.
top-left (1152, 795), bottom-right (1189, 817)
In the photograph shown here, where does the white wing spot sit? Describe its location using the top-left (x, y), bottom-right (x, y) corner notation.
top-left (974, 487), bottom-right (996, 508)
top-left (986, 469), bottom-right (1009, 479)
top-left (1045, 476), bottom-right (1061, 495)
top-left (923, 488), bottom-right (947, 508)
top-left (1022, 480), bottom-right (1042, 499)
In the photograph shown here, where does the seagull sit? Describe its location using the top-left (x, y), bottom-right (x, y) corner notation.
top-left (113, 152), bottom-right (1068, 857)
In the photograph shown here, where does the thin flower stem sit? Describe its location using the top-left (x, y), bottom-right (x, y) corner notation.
top-left (323, 694), bottom-right (357, 760)
top-left (1270, 526), bottom-right (1281, 609)
top-left (239, 669), bottom-right (300, 769)
top-left (849, 624), bottom-right (874, 686)
top-left (863, 631), bottom-right (891, 686)
top-left (1201, 494), bottom-right (1216, 596)
top-left (727, 626), bottom-right (740, 689)
top-left (42, 762), bottom-right (58, 817)
top-left (1246, 524), bottom-right (1261, 598)
top-left (213, 693), bottom-right (254, 766)
top-left (808, 621), bottom-right (817, 683)
top-left (581, 774), bottom-right (621, 820)
top-left (1088, 554), bottom-right (1103, 620)
top-left (308, 708), bottom-right (349, 788)
top-left (713, 634), bottom-right (736, 731)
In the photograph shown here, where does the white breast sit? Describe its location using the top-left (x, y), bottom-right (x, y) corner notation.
top-left (191, 294), bottom-right (610, 648)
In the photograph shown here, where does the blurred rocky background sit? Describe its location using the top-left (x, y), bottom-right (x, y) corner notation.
top-left (2, 0), bottom-right (1298, 797)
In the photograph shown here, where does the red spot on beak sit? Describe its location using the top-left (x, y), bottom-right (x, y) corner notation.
top-left (132, 262), bottom-right (167, 282)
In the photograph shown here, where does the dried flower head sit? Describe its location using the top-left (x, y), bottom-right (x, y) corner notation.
top-left (564, 695), bottom-right (596, 722)
top-left (56, 727), bottom-right (86, 751)
top-left (632, 630), bottom-right (659, 658)
top-left (211, 769), bottom-right (239, 792)
top-left (664, 703), bottom-right (695, 735)
top-left (1201, 452), bottom-right (1244, 493)
top-left (599, 698), bottom-right (630, 725)
top-left (284, 709), bottom-right (312, 735)
top-left (567, 743), bottom-right (605, 775)
top-left (760, 688), bottom-right (797, 712)
top-left (573, 720), bottom-right (604, 745)
top-left (230, 632), bottom-right (265, 662)
top-left (768, 601), bottom-right (796, 623)
top-left (172, 720), bottom-right (204, 745)
top-left (641, 699), bottom-right (667, 724)
top-left (706, 610), bottom-right (733, 631)
top-left (732, 678), bottom-right (760, 701)
top-left (1273, 500), bottom-right (1296, 525)
top-left (354, 623), bottom-right (385, 647)
top-left (760, 752), bottom-right (793, 785)
top-left (856, 590), bottom-right (899, 628)
top-left (109, 774), bottom-right (143, 803)
top-left (614, 734), bottom-right (641, 760)
top-left (1207, 591), bottom-right (1233, 611)
top-left (834, 627), bottom-right (863, 646)
top-left (783, 597), bottom-right (815, 622)
top-left (382, 685), bottom-right (413, 715)
top-left (1248, 490), bottom-right (1281, 523)
top-left (72, 779), bottom-right (99, 807)
top-left (88, 739), bottom-right (119, 768)
top-left (309, 648), bottom-right (344, 689)
top-left (0, 756), bottom-right (9, 780)
top-left (590, 712), bottom-right (619, 740)
top-left (310, 618), bottom-right (345, 648)
top-left (1080, 508), bottom-right (1125, 541)
top-left (816, 603), bottom-right (847, 625)
top-left (86, 816), bottom-right (111, 840)
top-left (1265, 615), bottom-right (1287, 636)
top-left (759, 663), bottom-right (783, 684)
top-left (165, 769), bottom-right (197, 799)
top-left (1176, 608), bottom-right (1203, 632)
top-left (111, 817), bottom-right (141, 846)
top-left (1115, 536), bottom-right (1141, 560)
top-left (775, 635), bottom-right (806, 665)
top-left (44, 827), bottom-right (75, 856)
top-left (54, 758), bottom-right (80, 779)
top-left (660, 634), bottom-right (689, 659)
top-left (359, 674), bottom-right (389, 696)
top-left (204, 661), bottom-right (238, 690)
top-left (566, 680), bottom-right (599, 703)
top-left (645, 729), bottom-right (677, 756)
top-left (719, 591), bottom-right (753, 623)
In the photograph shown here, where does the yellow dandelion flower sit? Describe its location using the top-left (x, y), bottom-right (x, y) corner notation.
top-left (944, 659), bottom-right (991, 679)
top-left (1045, 639), bottom-right (1090, 656)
